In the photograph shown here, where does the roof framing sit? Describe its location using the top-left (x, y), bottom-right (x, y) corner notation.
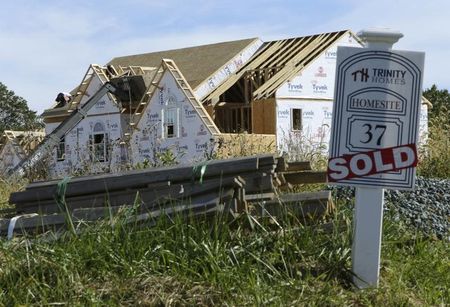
top-left (41, 64), bottom-right (157, 121)
top-left (203, 30), bottom-right (356, 102)
top-left (0, 130), bottom-right (45, 156)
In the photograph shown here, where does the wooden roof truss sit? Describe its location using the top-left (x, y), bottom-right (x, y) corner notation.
top-left (0, 130), bottom-right (45, 156)
top-left (203, 30), bottom-right (349, 103)
top-left (69, 64), bottom-right (118, 110)
top-left (42, 64), bottom-right (157, 122)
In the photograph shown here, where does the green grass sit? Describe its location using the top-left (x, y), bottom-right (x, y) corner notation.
top-left (0, 178), bottom-right (25, 210)
top-left (0, 192), bottom-right (448, 306)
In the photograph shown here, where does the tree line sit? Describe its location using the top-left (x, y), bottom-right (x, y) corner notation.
top-left (0, 82), bottom-right (43, 133)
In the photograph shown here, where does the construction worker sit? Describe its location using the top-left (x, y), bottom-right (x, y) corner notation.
top-left (55, 92), bottom-right (72, 108)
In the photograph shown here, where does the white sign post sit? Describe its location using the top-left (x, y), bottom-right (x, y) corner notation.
top-left (328, 29), bottom-right (425, 288)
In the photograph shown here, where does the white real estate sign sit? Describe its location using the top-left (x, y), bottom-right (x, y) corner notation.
top-left (328, 46), bottom-right (425, 190)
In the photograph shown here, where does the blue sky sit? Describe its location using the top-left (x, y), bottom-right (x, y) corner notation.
top-left (1, 0), bottom-right (448, 113)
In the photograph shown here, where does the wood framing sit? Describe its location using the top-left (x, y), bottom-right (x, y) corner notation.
top-left (251, 98), bottom-right (276, 134)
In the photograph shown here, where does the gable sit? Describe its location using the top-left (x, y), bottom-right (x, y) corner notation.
top-left (79, 73), bottom-right (104, 106)
top-left (83, 74), bottom-right (120, 116)
top-left (131, 61), bottom-right (219, 163)
top-left (134, 59), bottom-right (219, 135)
top-left (136, 66), bottom-right (219, 137)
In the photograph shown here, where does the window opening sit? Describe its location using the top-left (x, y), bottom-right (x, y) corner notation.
top-left (162, 94), bottom-right (180, 139)
top-left (90, 122), bottom-right (109, 162)
top-left (57, 137), bottom-right (65, 161)
top-left (291, 108), bottom-right (302, 131)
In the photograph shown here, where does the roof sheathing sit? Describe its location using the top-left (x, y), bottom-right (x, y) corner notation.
top-left (108, 38), bottom-right (259, 90)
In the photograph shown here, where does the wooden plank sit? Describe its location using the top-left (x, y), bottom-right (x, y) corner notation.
top-left (202, 41), bottom-right (285, 102)
top-left (11, 155), bottom-right (276, 204)
top-left (27, 154), bottom-right (275, 189)
top-left (253, 36), bottom-right (315, 89)
top-left (259, 38), bottom-right (306, 69)
top-left (275, 156), bottom-right (288, 172)
top-left (71, 189), bottom-right (235, 222)
top-left (251, 99), bottom-right (277, 134)
top-left (14, 167), bottom-right (274, 215)
top-left (239, 172), bottom-right (274, 194)
top-left (286, 161), bottom-right (312, 172)
top-left (24, 154), bottom-right (274, 190)
top-left (280, 190), bottom-right (331, 203)
top-left (283, 171), bottom-right (328, 184)
top-left (16, 176), bottom-right (242, 214)
top-left (2, 190), bottom-right (237, 236)
top-left (0, 214), bottom-right (66, 234)
top-left (273, 172), bottom-right (286, 186)
top-left (87, 188), bottom-right (234, 220)
top-left (131, 199), bottom-right (230, 227)
top-left (245, 192), bottom-right (275, 201)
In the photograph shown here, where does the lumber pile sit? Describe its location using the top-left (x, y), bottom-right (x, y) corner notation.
top-left (2, 154), bottom-right (331, 237)
top-left (275, 159), bottom-right (328, 186)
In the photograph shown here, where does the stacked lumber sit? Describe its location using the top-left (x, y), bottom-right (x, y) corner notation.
top-left (2, 154), bottom-right (331, 237)
top-left (11, 154), bottom-right (276, 214)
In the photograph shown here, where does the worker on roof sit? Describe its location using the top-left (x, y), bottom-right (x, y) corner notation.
top-left (55, 92), bottom-right (72, 108)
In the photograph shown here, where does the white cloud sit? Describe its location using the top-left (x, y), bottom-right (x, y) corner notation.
top-left (1, 0), bottom-right (448, 114)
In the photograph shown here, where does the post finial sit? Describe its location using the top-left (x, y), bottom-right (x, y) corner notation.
top-left (357, 28), bottom-right (403, 49)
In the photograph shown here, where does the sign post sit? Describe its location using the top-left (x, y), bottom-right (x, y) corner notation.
top-left (328, 29), bottom-right (425, 288)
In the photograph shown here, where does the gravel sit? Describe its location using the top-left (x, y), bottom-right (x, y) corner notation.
top-left (329, 176), bottom-right (450, 240)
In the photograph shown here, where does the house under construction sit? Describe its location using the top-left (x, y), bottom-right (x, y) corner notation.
top-left (28, 30), bottom-right (429, 179)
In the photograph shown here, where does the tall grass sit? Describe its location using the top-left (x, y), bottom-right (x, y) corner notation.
top-left (0, 196), bottom-right (448, 305)
top-left (0, 179), bottom-right (26, 210)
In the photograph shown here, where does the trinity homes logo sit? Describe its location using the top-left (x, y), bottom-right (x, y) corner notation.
top-left (351, 68), bottom-right (407, 85)
top-left (351, 68), bottom-right (369, 82)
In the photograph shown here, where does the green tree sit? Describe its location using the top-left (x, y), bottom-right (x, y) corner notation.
top-left (423, 84), bottom-right (450, 126)
top-left (0, 82), bottom-right (43, 133)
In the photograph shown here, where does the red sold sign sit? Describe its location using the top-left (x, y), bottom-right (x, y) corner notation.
top-left (327, 144), bottom-right (418, 182)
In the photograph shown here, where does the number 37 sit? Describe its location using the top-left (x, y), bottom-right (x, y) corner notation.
top-left (361, 124), bottom-right (387, 146)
